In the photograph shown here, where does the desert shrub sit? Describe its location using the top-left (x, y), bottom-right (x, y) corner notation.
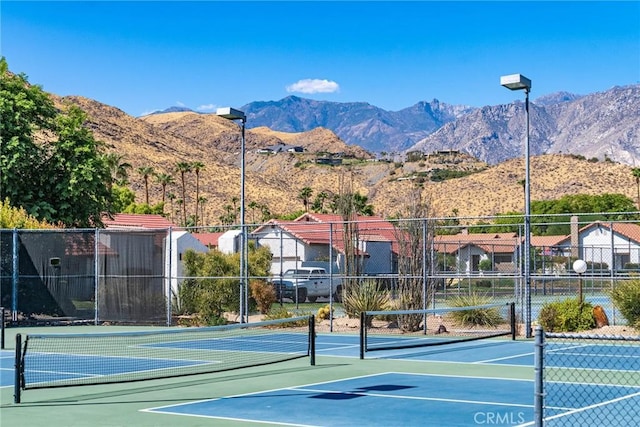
top-left (250, 279), bottom-right (277, 314)
top-left (342, 280), bottom-right (390, 325)
top-left (448, 293), bottom-right (504, 327)
top-left (316, 304), bottom-right (333, 321)
top-left (263, 306), bottom-right (309, 327)
top-left (263, 306), bottom-right (294, 320)
top-left (538, 298), bottom-right (595, 332)
top-left (609, 279), bottom-right (640, 328)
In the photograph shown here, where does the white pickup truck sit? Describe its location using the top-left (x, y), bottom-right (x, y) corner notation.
top-left (272, 267), bottom-right (342, 303)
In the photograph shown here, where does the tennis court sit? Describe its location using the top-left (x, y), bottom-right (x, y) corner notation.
top-left (1, 320), bottom-right (638, 426)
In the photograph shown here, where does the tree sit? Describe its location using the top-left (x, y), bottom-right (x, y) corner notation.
top-left (329, 191), bottom-right (374, 216)
top-left (0, 58), bottom-right (112, 226)
top-left (175, 162), bottom-right (192, 226)
top-left (198, 196), bottom-right (208, 225)
top-left (392, 188), bottom-right (437, 331)
top-left (298, 187), bottom-right (313, 212)
top-left (103, 152), bottom-right (132, 189)
top-left (137, 166), bottom-right (155, 205)
top-left (0, 198), bottom-right (54, 229)
top-left (191, 161), bottom-right (205, 226)
top-left (166, 192), bottom-right (176, 222)
top-left (179, 244), bottom-right (273, 324)
top-left (632, 168), bottom-right (640, 210)
top-left (154, 172), bottom-right (175, 205)
top-left (47, 105), bottom-right (112, 226)
top-left (311, 191), bottom-right (330, 213)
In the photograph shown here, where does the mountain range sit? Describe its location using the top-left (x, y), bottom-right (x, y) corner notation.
top-left (40, 82), bottom-right (640, 225)
top-left (153, 85), bottom-right (640, 166)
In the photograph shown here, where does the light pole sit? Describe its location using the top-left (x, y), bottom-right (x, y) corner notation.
top-left (501, 73), bottom-right (532, 337)
top-left (216, 107), bottom-right (247, 323)
top-left (573, 259), bottom-right (587, 305)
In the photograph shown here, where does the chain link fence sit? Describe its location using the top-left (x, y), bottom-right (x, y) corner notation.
top-left (534, 327), bottom-right (640, 426)
top-left (1, 214), bottom-right (639, 327)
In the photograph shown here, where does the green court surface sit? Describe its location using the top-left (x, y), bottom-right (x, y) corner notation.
top-left (1, 325), bottom-right (533, 427)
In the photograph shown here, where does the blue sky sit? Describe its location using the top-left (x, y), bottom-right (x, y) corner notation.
top-left (2, 1), bottom-right (639, 117)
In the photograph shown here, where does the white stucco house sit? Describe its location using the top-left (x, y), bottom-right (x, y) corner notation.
top-left (433, 221), bottom-right (640, 275)
top-left (549, 221), bottom-right (640, 271)
top-left (251, 213), bottom-right (398, 277)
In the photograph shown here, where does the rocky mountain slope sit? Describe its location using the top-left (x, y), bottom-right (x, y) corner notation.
top-left (227, 85), bottom-right (640, 166)
top-left (56, 95), bottom-right (640, 224)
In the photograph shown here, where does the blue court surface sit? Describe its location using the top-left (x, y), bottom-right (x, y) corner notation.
top-left (3, 333), bottom-right (639, 426)
top-left (142, 371), bottom-right (640, 427)
top-left (143, 372), bottom-right (536, 426)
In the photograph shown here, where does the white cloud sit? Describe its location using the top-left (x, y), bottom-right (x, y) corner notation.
top-left (197, 104), bottom-right (217, 112)
top-left (286, 79), bottom-right (340, 94)
top-left (176, 101), bottom-right (186, 107)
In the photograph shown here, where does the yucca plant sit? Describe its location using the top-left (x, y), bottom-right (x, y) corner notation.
top-left (342, 280), bottom-right (391, 326)
top-left (448, 293), bottom-right (504, 327)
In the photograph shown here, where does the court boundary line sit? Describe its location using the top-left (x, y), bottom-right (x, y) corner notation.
top-left (142, 371), bottom-right (536, 425)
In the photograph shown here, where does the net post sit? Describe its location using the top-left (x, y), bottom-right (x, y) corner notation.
top-left (1, 306), bottom-right (5, 349)
top-left (308, 315), bottom-right (316, 366)
top-left (534, 326), bottom-right (544, 427)
top-left (14, 333), bottom-right (21, 404)
top-left (510, 302), bottom-right (516, 340)
top-left (359, 311), bottom-right (365, 360)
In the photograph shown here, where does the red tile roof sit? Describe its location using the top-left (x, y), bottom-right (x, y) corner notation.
top-left (434, 233), bottom-right (519, 254)
top-left (193, 232), bottom-right (224, 248)
top-left (254, 213), bottom-right (399, 255)
top-left (102, 214), bottom-right (178, 229)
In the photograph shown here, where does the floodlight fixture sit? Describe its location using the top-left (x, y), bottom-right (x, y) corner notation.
top-left (500, 74), bottom-right (532, 92)
top-left (216, 107), bottom-right (247, 323)
top-left (501, 73), bottom-right (532, 337)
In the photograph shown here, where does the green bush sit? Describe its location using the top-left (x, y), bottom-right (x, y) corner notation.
top-left (478, 259), bottom-right (492, 272)
top-left (448, 293), bottom-right (504, 327)
top-left (538, 298), bottom-right (595, 332)
top-left (609, 279), bottom-right (640, 328)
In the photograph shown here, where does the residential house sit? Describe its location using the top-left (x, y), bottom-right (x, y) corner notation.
top-left (434, 232), bottom-right (519, 274)
top-left (256, 143), bottom-right (304, 154)
top-left (545, 221), bottom-right (640, 272)
top-left (433, 221), bottom-right (640, 276)
top-left (251, 213), bottom-right (398, 277)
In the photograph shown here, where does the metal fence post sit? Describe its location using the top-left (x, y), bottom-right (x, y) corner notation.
top-left (94, 228), bottom-right (99, 325)
top-left (14, 333), bottom-right (21, 404)
top-left (534, 325), bottom-right (544, 427)
top-left (12, 229), bottom-right (18, 323)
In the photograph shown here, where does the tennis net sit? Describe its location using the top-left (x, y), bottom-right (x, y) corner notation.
top-left (360, 302), bottom-right (516, 358)
top-left (14, 315), bottom-right (315, 403)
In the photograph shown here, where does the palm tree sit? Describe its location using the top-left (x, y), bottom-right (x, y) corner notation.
top-left (103, 152), bottom-right (132, 190)
top-left (248, 201), bottom-right (259, 224)
top-left (312, 191), bottom-right (329, 213)
top-left (137, 166), bottom-right (155, 205)
top-left (198, 196), bottom-right (207, 225)
top-left (632, 168), bottom-right (640, 209)
top-left (154, 172), bottom-right (175, 204)
top-left (166, 192), bottom-right (176, 222)
top-left (175, 162), bottom-right (192, 226)
top-left (191, 161), bottom-right (205, 226)
top-left (298, 187), bottom-right (313, 212)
